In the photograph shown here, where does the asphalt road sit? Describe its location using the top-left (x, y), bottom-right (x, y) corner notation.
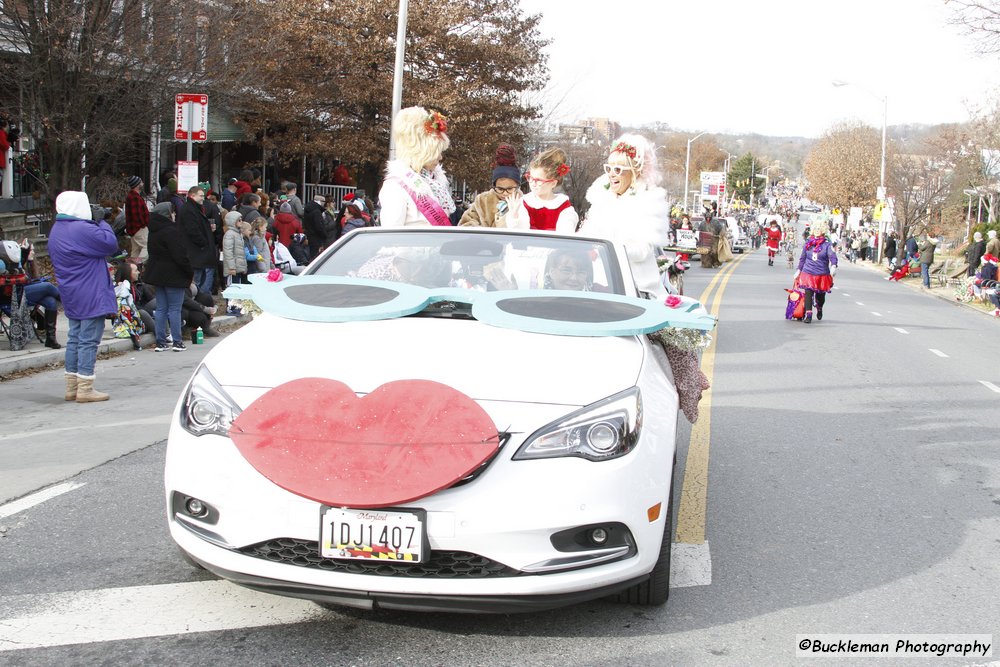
top-left (0, 248), bottom-right (998, 666)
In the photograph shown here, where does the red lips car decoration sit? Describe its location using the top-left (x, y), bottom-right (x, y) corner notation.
top-left (229, 378), bottom-right (499, 508)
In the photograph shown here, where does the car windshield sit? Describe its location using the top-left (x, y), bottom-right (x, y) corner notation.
top-left (309, 230), bottom-right (626, 295)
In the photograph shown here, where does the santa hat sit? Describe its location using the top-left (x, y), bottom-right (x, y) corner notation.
top-left (983, 253), bottom-right (999, 264)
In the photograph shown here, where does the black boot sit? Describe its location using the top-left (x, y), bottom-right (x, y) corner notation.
top-left (44, 309), bottom-right (61, 349)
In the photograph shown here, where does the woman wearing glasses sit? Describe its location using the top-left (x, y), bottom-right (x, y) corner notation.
top-left (509, 148), bottom-right (579, 232)
top-left (459, 144), bottom-right (528, 228)
top-left (580, 134), bottom-right (670, 299)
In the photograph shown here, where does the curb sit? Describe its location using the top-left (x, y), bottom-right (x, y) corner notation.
top-left (0, 314), bottom-right (250, 379)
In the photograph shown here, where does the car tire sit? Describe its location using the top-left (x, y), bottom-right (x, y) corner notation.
top-left (614, 472), bottom-right (674, 606)
top-left (176, 545), bottom-right (206, 571)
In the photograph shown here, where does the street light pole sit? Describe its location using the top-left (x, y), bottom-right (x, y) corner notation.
top-left (683, 131), bottom-right (707, 213)
top-left (388, 0), bottom-right (409, 161)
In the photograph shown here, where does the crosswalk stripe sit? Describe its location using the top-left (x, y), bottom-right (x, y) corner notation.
top-left (0, 482), bottom-right (85, 520)
top-left (0, 580), bottom-right (327, 651)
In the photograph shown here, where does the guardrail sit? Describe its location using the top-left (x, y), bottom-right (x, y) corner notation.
top-left (302, 184), bottom-right (357, 209)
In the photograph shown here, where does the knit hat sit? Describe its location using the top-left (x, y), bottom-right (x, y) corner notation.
top-left (990, 230), bottom-right (998, 239)
top-left (974, 231), bottom-right (983, 241)
top-left (167, 178), bottom-right (177, 193)
top-left (227, 178), bottom-right (238, 186)
top-left (492, 144), bottom-right (520, 185)
top-left (354, 199), bottom-right (367, 212)
top-left (279, 202), bottom-right (292, 213)
top-left (127, 175), bottom-right (142, 189)
top-left (152, 202), bottom-right (173, 217)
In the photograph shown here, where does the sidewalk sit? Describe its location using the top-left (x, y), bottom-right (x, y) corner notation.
top-left (0, 311), bottom-right (248, 379)
top-left (850, 257), bottom-right (997, 317)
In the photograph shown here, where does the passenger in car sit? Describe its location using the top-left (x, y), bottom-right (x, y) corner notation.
top-left (379, 106), bottom-right (456, 227)
top-left (355, 248), bottom-right (452, 288)
top-left (580, 134), bottom-right (670, 299)
top-left (543, 248), bottom-right (593, 291)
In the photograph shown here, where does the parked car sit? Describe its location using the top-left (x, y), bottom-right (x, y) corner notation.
top-left (165, 227), bottom-right (714, 613)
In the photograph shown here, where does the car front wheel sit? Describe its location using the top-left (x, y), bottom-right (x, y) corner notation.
top-left (613, 473), bottom-right (674, 606)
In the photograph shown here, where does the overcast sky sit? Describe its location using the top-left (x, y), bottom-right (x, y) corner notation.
top-left (517, 0), bottom-right (998, 138)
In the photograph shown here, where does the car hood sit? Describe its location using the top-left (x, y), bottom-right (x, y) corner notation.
top-left (207, 313), bottom-right (644, 406)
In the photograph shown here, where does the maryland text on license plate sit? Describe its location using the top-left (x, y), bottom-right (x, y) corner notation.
top-left (321, 508), bottom-right (425, 562)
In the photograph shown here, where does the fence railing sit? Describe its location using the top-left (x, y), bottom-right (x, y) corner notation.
top-left (303, 184), bottom-right (357, 210)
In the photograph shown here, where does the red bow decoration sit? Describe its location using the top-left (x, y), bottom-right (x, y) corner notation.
top-left (424, 111), bottom-right (449, 136)
top-left (611, 142), bottom-right (637, 160)
top-left (556, 163), bottom-right (571, 177)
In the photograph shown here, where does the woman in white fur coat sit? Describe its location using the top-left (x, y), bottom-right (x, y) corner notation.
top-left (378, 106), bottom-right (456, 227)
top-left (580, 134), bottom-right (670, 299)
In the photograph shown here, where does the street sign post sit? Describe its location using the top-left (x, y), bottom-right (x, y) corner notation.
top-left (174, 94), bottom-right (208, 161)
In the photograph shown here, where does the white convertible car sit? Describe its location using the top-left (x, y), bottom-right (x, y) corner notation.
top-left (165, 227), bottom-right (713, 613)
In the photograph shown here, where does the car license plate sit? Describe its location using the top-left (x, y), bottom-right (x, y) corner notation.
top-left (320, 507), bottom-right (425, 562)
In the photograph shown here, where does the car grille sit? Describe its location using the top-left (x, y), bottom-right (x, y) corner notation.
top-left (239, 538), bottom-right (521, 578)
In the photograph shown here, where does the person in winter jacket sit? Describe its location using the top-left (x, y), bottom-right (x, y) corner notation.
top-left (124, 175), bottom-right (149, 261)
top-left (340, 204), bottom-right (367, 235)
top-left (47, 191), bottom-right (119, 402)
top-left (144, 202), bottom-right (194, 351)
top-left (966, 231), bottom-right (986, 277)
top-left (918, 233), bottom-right (938, 289)
top-left (289, 232), bottom-right (310, 266)
top-left (795, 219), bottom-right (838, 323)
top-left (303, 193), bottom-right (328, 260)
top-left (272, 201), bottom-right (303, 247)
top-left (178, 186), bottom-right (216, 296)
top-left (459, 144), bottom-right (525, 229)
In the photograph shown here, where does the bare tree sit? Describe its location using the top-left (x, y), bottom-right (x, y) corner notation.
top-left (0, 0), bottom-right (268, 201)
top-left (946, 0), bottom-right (1000, 53)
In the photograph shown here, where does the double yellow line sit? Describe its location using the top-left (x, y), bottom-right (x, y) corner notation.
top-left (675, 250), bottom-right (752, 544)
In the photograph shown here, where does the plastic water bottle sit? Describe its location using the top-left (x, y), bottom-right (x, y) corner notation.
top-left (194, 327), bottom-right (204, 345)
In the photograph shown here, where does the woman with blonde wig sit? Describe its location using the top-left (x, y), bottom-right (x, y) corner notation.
top-left (378, 106), bottom-right (456, 227)
top-left (794, 219), bottom-right (838, 323)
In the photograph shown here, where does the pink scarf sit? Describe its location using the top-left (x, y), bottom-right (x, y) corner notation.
top-left (397, 169), bottom-right (451, 227)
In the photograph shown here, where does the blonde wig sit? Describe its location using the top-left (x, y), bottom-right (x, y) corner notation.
top-left (607, 133), bottom-right (660, 188)
top-left (810, 219), bottom-right (830, 237)
top-left (393, 106), bottom-right (451, 172)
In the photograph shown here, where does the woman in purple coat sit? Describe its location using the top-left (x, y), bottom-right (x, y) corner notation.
top-left (48, 191), bottom-right (119, 402)
top-left (794, 219), bottom-right (838, 324)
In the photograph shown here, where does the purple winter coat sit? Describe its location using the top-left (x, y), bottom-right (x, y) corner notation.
top-left (48, 215), bottom-right (119, 319)
top-left (798, 237), bottom-right (838, 276)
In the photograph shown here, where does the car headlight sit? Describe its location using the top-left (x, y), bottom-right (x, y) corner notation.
top-left (180, 365), bottom-right (242, 437)
top-left (514, 388), bottom-right (641, 462)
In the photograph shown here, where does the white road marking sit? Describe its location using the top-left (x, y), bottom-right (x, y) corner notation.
top-left (0, 543), bottom-right (713, 650)
top-left (843, 293), bottom-right (850, 297)
top-left (929, 349), bottom-right (949, 358)
top-left (0, 415), bottom-right (171, 443)
top-left (0, 580), bottom-right (328, 651)
top-left (855, 301), bottom-right (865, 306)
top-left (894, 327), bottom-right (909, 334)
top-left (670, 542), bottom-right (712, 588)
top-left (0, 482), bottom-right (85, 520)
top-left (979, 380), bottom-right (1000, 394)
top-left (871, 312), bottom-right (882, 317)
